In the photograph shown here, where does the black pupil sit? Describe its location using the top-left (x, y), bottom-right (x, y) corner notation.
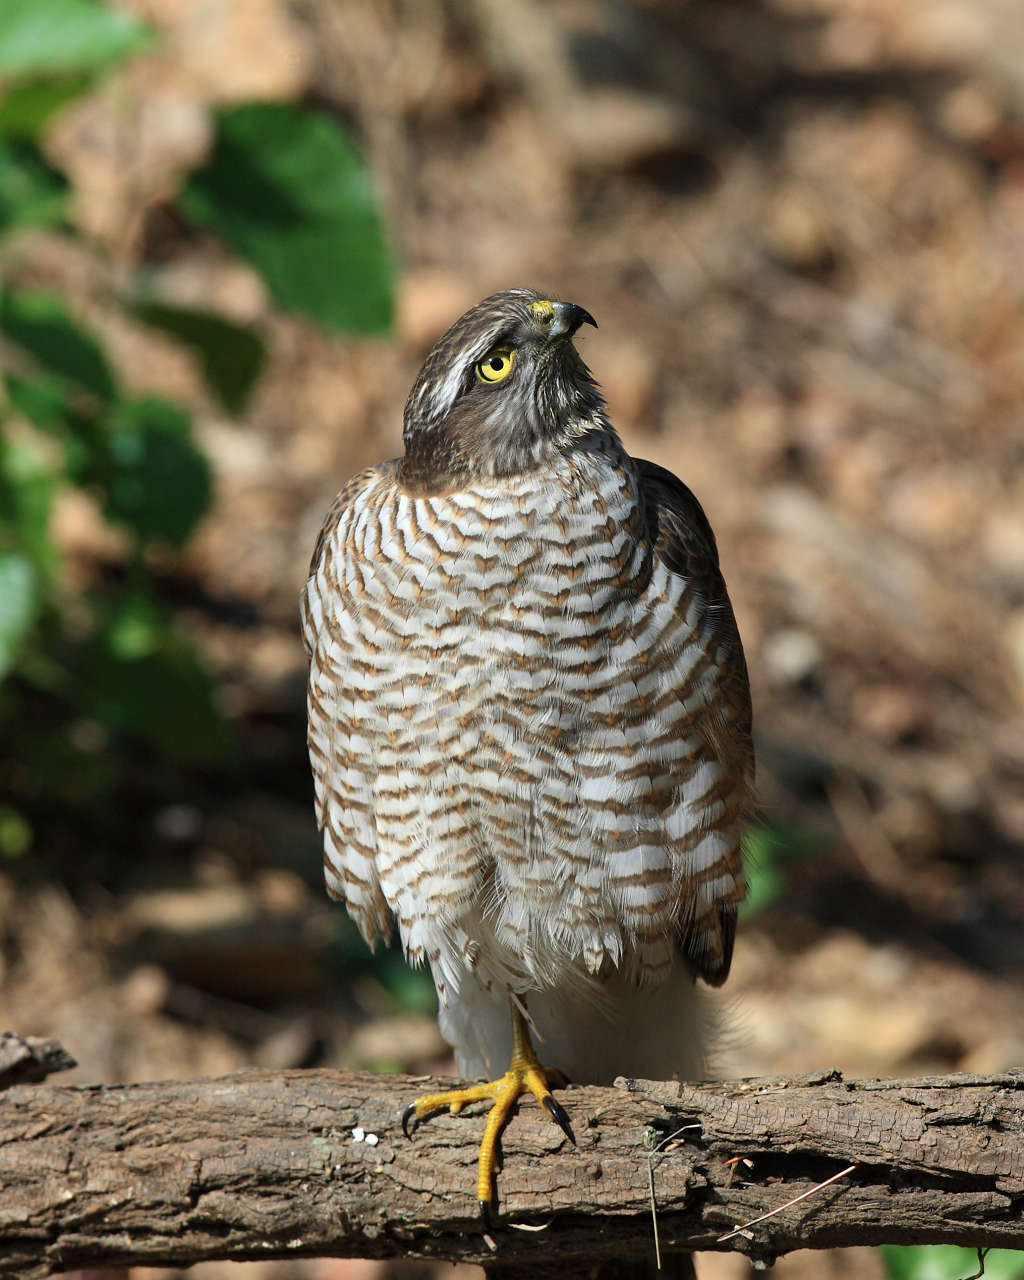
top-left (489, 357), bottom-right (503, 371)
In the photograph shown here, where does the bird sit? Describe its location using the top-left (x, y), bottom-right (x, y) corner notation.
top-left (301, 288), bottom-right (753, 1243)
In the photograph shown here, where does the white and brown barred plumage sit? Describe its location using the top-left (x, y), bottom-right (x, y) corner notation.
top-left (302, 288), bottom-right (753, 1087)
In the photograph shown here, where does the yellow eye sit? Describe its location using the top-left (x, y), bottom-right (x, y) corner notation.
top-left (474, 348), bottom-right (516, 384)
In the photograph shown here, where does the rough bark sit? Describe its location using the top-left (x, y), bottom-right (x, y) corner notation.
top-left (0, 1065), bottom-right (1021, 1278)
top-left (0, 1034), bottom-right (76, 1088)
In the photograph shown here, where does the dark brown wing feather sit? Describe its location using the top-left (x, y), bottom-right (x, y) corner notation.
top-left (638, 458), bottom-right (754, 986)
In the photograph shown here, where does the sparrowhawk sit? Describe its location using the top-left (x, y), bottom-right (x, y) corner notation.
top-left (302, 288), bottom-right (753, 1225)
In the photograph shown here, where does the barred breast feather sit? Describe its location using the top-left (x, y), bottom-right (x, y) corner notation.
top-left (302, 426), bottom-right (753, 1079)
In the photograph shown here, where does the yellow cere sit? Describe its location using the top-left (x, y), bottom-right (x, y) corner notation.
top-left (475, 347), bottom-right (516, 384)
top-left (528, 299), bottom-right (554, 325)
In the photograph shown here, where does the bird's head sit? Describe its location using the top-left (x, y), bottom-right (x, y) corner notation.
top-left (401, 288), bottom-right (607, 484)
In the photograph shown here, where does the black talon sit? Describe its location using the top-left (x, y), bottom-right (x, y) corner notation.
top-left (542, 1094), bottom-right (577, 1145)
top-left (479, 1198), bottom-right (497, 1231)
top-left (401, 1102), bottom-right (419, 1139)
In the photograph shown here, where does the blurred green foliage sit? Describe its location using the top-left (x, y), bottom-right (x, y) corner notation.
top-left (740, 822), bottom-right (821, 919)
top-left (129, 302), bottom-right (266, 417)
top-left (0, 141), bottom-right (68, 232)
top-left (0, 0), bottom-right (151, 78)
top-left (326, 914), bottom-right (439, 1021)
top-left (182, 103), bottom-right (394, 335)
top-left (0, 0), bottom-right (394, 858)
top-left (882, 1247), bottom-right (1024, 1280)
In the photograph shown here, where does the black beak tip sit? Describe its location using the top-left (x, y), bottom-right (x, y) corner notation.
top-left (571, 303), bottom-right (598, 332)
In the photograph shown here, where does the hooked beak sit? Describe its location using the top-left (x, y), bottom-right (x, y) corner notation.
top-left (550, 301), bottom-right (598, 339)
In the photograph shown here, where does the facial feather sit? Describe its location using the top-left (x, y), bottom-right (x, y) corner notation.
top-left (401, 287), bottom-right (606, 486)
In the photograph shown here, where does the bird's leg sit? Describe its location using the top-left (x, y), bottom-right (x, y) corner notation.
top-left (401, 1001), bottom-right (575, 1222)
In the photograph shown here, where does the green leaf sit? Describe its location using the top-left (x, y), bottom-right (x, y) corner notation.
top-left (1, 290), bottom-right (117, 402)
top-left (131, 301), bottom-right (265, 415)
top-left (363, 1059), bottom-right (404, 1076)
top-left (0, 804), bottom-right (32, 858)
top-left (181, 102), bottom-right (393, 334)
top-left (103, 589), bottom-right (162, 660)
top-left (0, 141), bottom-right (68, 232)
top-left (0, 551), bottom-right (38, 678)
top-left (98, 396), bottom-right (211, 546)
top-left (4, 372), bottom-right (70, 434)
top-left (62, 408), bottom-right (106, 485)
top-left (739, 824), bottom-right (819, 919)
top-left (881, 1246), bottom-right (1024, 1280)
top-left (0, 434), bottom-right (58, 577)
top-left (378, 956), bottom-right (438, 1017)
top-left (84, 592), bottom-right (228, 763)
top-left (0, 0), bottom-right (151, 77)
top-left (0, 75), bottom-right (93, 139)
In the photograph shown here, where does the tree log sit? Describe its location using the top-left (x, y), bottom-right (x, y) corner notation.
top-left (0, 1066), bottom-right (1022, 1278)
top-left (0, 1034), bottom-right (76, 1088)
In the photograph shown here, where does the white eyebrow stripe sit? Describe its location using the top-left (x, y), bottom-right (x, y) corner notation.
top-left (415, 324), bottom-right (518, 423)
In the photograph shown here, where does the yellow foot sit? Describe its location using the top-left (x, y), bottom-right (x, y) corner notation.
top-left (400, 1008), bottom-right (575, 1226)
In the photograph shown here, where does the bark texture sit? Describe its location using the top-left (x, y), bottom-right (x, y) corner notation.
top-left (0, 1066), bottom-right (1022, 1278)
top-left (0, 1034), bottom-right (76, 1087)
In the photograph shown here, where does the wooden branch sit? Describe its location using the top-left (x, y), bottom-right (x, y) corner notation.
top-left (1, 1064), bottom-right (1022, 1278)
top-left (0, 1034), bottom-right (76, 1087)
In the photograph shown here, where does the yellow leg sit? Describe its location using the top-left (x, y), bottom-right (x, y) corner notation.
top-left (401, 1003), bottom-right (575, 1223)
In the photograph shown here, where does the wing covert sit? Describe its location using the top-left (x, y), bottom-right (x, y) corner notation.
top-left (302, 464), bottom-right (395, 948)
top-left (638, 457), bottom-right (754, 986)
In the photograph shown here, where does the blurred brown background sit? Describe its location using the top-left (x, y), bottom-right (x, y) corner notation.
top-left (3, 0), bottom-right (1024, 1278)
